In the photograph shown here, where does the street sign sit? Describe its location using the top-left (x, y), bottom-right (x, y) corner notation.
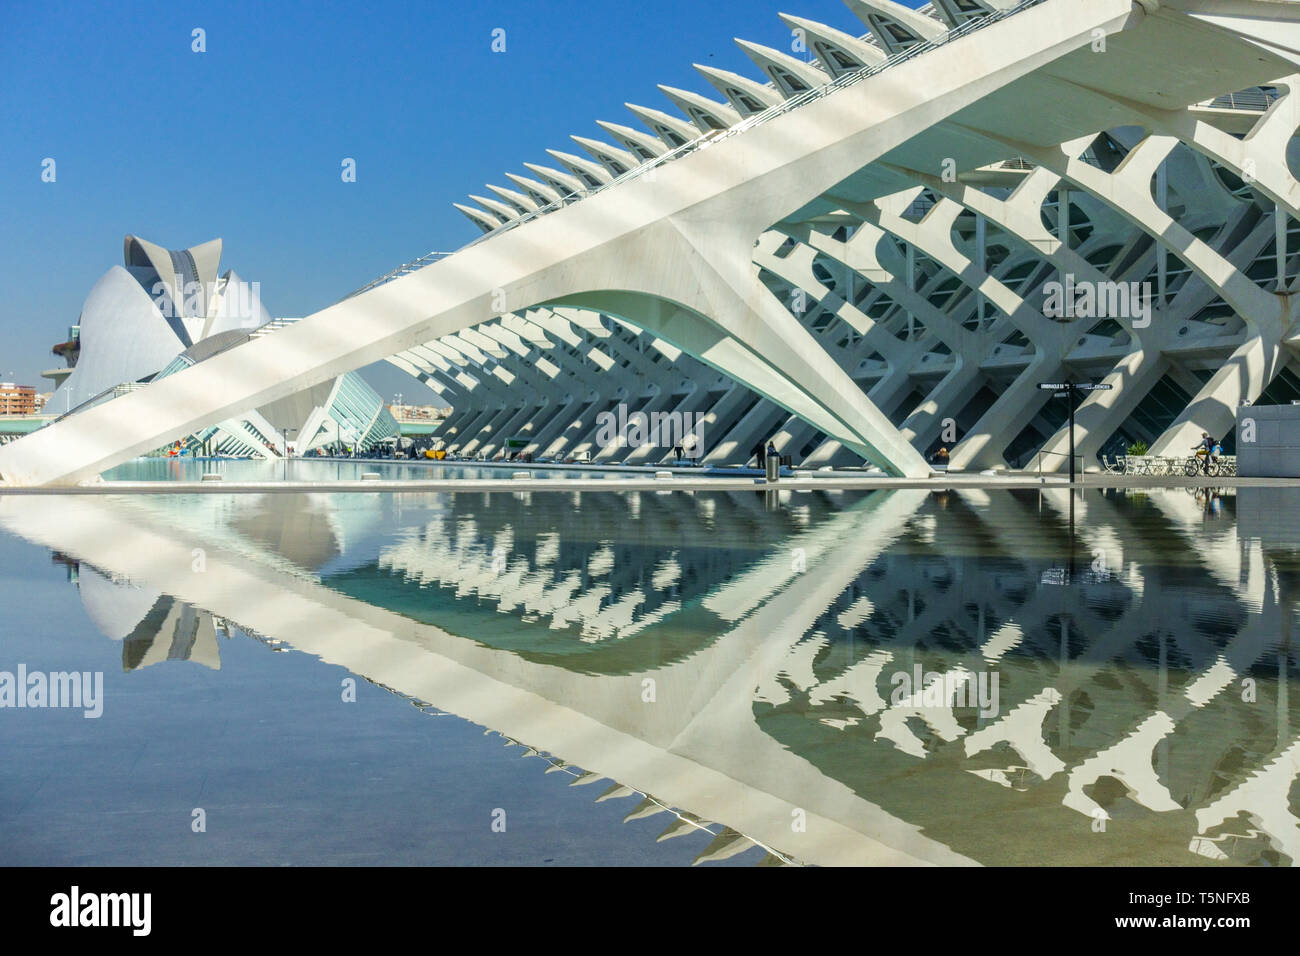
top-left (1038, 383), bottom-right (1113, 391)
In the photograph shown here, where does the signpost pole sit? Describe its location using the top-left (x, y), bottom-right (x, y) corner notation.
top-left (1069, 389), bottom-right (1077, 486)
top-left (1038, 381), bottom-right (1109, 482)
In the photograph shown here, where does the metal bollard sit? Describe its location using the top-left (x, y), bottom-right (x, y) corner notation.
top-left (765, 456), bottom-right (780, 482)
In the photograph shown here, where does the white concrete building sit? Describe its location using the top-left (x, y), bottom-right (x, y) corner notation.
top-left (7, 0), bottom-right (1300, 484)
top-left (44, 236), bottom-right (397, 459)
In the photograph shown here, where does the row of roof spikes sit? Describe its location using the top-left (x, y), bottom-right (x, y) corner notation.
top-left (455, 0), bottom-right (1019, 232)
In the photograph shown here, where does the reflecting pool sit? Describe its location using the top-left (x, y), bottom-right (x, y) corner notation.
top-left (1, 485), bottom-right (1296, 865)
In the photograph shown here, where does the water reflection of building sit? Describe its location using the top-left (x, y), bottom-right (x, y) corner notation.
top-left (748, 487), bottom-right (1297, 865)
top-left (66, 561), bottom-right (222, 672)
top-left (5, 486), bottom-right (1298, 866)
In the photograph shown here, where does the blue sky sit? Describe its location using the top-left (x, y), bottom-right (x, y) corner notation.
top-left (0, 0), bottom-right (923, 400)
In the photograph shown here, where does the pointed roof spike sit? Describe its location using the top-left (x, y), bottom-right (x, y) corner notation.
top-left (733, 38), bottom-right (831, 98)
top-left (453, 203), bottom-right (502, 233)
top-left (595, 120), bottom-right (667, 161)
top-left (778, 13), bottom-right (887, 75)
top-left (521, 162), bottom-right (585, 196)
top-left (842, 0), bottom-right (946, 54)
top-left (624, 102), bottom-right (699, 148)
top-left (504, 172), bottom-right (561, 205)
top-left (468, 193), bottom-right (521, 222)
top-left (485, 183), bottom-right (538, 214)
top-left (929, 0), bottom-right (1015, 29)
top-left (544, 149), bottom-right (613, 187)
top-left (569, 135), bottom-right (639, 176)
top-left (656, 84), bottom-right (740, 132)
top-left (692, 64), bottom-right (783, 116)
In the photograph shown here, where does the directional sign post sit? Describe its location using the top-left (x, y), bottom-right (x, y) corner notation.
top-left (1038, 382), bottom-right (1114, 484)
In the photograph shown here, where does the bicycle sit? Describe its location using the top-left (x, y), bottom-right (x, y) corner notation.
top-left (1183, 454), bottom-right (1219, 477)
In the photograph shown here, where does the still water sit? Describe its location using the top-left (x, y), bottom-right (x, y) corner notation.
top-left (0, 485), bottom-right (1296, 866)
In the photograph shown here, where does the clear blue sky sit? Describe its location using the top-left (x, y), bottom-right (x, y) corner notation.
top-left (0, 0), bottom-right (923, 401)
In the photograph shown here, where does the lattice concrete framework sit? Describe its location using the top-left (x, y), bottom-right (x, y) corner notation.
top-left (6, 0), bottom-right (1300, 484)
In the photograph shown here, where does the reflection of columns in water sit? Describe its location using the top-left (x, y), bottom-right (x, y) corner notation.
top-left (1058, 617), bottom-right (1069, 752)
top-left (9, 487), bottom-right (1300, 865)
top-left (1156, 631), bottom-right (1169, 785)
top-left (1276, 553), bottom-right (1293, 749)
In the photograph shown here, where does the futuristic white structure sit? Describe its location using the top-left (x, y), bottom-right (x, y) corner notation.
top-left (7, 0), bottom-right (1300, 484)
top-left (45, 236), bottom-right (398, 459)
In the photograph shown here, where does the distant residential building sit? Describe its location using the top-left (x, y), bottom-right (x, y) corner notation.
top-left (32, 392), bottom-right (51, 413)
top-left (0, 383), bottom-right (35, 416)
top-left (388, 403), bottom-right (447, 422)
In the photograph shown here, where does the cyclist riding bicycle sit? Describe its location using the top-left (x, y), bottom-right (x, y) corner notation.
top-left (1191, 432), bottom-right (1216, 474)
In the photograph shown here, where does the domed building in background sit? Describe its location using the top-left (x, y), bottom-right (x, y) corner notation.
top-left (47, 235), bottom-right (397, 457)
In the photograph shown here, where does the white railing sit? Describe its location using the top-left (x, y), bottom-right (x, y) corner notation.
top-left (1198, 87), bottom-right (1279, 112)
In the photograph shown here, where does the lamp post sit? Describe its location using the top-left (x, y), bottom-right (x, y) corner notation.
top-left (283, 427), bottom-right (296, 481)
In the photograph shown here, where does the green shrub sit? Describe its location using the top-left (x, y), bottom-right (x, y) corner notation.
top-left (1126, 441), bottom-right (1148, 456)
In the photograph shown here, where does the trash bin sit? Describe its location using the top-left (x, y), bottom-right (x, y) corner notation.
top-left (765, 455), bottom-right (780, 482)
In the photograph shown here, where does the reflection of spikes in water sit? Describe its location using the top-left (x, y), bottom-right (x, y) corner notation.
top-left (624, 797), bottom-right (669, 822)
top-left (596, 784), bottom-right (636, 802)
top-left (656, 813), bottom-right (709, 842)
top-left (693, 828), bottom-right (756, 866)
